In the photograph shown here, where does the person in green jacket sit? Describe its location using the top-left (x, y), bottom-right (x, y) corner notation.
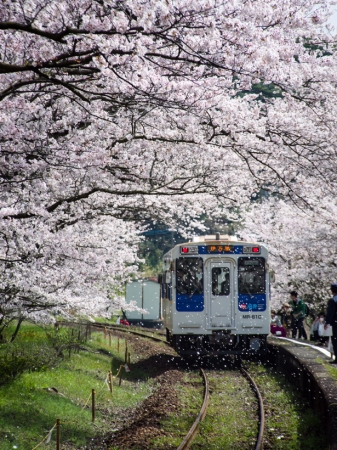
top-left (289, 291), bottom-right (308, 340)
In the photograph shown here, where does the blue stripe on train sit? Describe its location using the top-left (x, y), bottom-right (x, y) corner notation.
top-left (176, 294), bottom-right (204, 311)
top-left (238, 293), bottom-right (266, 312)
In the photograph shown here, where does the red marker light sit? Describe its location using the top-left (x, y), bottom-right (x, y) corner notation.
top-left (181, 247), bottom-right (189, 253)
top-left (252, 247), bottom-right (260, 253)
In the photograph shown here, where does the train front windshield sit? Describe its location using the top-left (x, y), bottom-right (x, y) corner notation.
top-left (176, 257), bottom-right (204, 295)
top-left (238, 257), bottom-right (265, 294)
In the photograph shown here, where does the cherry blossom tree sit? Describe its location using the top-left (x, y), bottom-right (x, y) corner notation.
top-left (241, 197), bottom-right (337, 311)
top-left (1, 0), bottom-right (337, 332)
top-left (0, 216), bottom-right (144, 340)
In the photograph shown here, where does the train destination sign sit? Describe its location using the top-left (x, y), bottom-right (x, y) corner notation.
top-left (207, 245), bottom-right (234, 253)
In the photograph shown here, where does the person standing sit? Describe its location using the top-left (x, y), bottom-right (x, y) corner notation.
top-left (289, 291), bottom-right (308, 340)
top-left (324, 284), bottom-right (337, 364)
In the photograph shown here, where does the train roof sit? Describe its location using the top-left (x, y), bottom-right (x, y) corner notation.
top-left (190, 234), bottom-right (240, 243)
top-left (184, 234), bottom-right (262, 246)
top-left (163, 235), bottom-right (268, 261)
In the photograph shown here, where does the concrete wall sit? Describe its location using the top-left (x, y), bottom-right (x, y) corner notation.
top-left (267, 338), bottom-right (337, 449)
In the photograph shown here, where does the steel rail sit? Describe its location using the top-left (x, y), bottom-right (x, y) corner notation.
top-left (176, 368), bottom-right (209, 450)
top-left (92, 322), bottom-right (211, 448)
top-left (240, 366), bottom-right (265, 450)
top-left (56, 320), bottom-right (168, 344)
top-left (98, 324), bottom-right (210, 449)
top-left (91, 322), bottom-right (169, 344)
top-left (58, 321), bottom-right (268, 449)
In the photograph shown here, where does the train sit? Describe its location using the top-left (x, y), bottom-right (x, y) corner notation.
top-left (123, 279), bottom-right (162, 328)
top-left (161, 234), bottom-right (273, 356)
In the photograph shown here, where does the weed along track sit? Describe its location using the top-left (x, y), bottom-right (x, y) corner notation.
top-left (90, 323), bottom-right (266, 449)
top-left (0, 322), bottom-right (331, 449)
top-left (94, 324), bottom-right (324, 449)
top-left (176, 366), bottom-right (264, 450)
top-left (181, 361), bottom-right (328, 450)
top-left (176, 364), bottom-right (263, 450)
top-left (176, 368), bottom-right (209, 450)
top-left (53, 322), bottom-right (328, 449)
top-left (91, 322), bottom-right (168, 345)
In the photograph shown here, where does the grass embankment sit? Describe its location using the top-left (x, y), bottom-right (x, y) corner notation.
top-left (1, 324), bottom-right (329, 450)
top-left (0, 322), bottom-right (155, 450)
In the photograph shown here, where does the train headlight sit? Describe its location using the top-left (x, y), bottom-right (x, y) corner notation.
top-left (180, 246), bottom-right (198, 254)
top-left (243, 246), bottom-right (260, 254)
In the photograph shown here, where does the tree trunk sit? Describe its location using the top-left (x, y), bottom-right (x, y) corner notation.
top-left (10, 317), bottom-right (24, 342)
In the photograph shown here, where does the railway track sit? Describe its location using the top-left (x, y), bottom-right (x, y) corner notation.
top-left (59, 321), bottom-right (265, 449)
top-left (176, 365), bottom-right (265, 450)
top-left (177, 368), bottom-right (209, 450)
top-left (240, 365), bottom-right (265, 450)
top-left (57, 320), bottom-right (167, 343)
top-left (95, 323), bottom-right (265, 449)
top-left (91, 322), bottom-right (168, 344)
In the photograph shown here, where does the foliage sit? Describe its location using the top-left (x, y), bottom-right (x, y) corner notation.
top-left (238, 82), bottom-right (283, 101)
top-left (0, 323), bottom-right (91, 385)
top-left (0, 322), bottom-right (155, 449)
top-left (241, 198), bottom-right (337, 311)
top-left (45, 326), bottom-right (86, 357)
top-left (138, 227), bottom-right (184, 276)
top-left (0, 340), bottom-right (59, 385)
top-left (138, 219), bottom-right (238, 276)
top-left (1, 0), bottom-right (337, 327)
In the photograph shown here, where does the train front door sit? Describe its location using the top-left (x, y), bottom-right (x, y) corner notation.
top-left (205, 260), bottom-right (234, 328)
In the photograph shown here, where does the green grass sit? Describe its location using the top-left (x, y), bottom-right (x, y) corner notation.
top-left (90, 315), bottom-right (121, 324)
top-left (2, 324), bottom-right (328, 450)
top-left (321, 358), bottom-right (337, 380)
top-left (148, 371), bottom-right (204, 448)
top-left (2, 321), bottom-right (47, 343)
top-left (149, 362), bottom-right (328, 450)
top-left (194, 370), bottom-right (258, 449)
top-left (0, 323), bottom-right (156, 450)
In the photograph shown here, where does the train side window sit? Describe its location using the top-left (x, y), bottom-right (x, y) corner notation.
top-left (176, 257), bottom-right (203, 295)
top-left (238, 257), bottom-right (265, 295)
top-left (162, 271), bottom-right (167, 298)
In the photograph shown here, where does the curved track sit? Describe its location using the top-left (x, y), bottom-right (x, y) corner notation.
top-left (177, 368), bottom-right (209, 450)
top-left (59, 321), bottom-right (265, 449)
top-left (105, 324), bottom-right (265, 449)
top-left (57, 320), bottom-right (168, 344)
top-left (91, 322), bottom-right (168, 344)
top-left (240, 365), bottom-right (265, 450)
top-left (177, 365), bottom-right (265, 450)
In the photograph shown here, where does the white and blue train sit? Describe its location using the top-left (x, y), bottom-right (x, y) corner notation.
top-left (162, 234), bottom-right (272, 356)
